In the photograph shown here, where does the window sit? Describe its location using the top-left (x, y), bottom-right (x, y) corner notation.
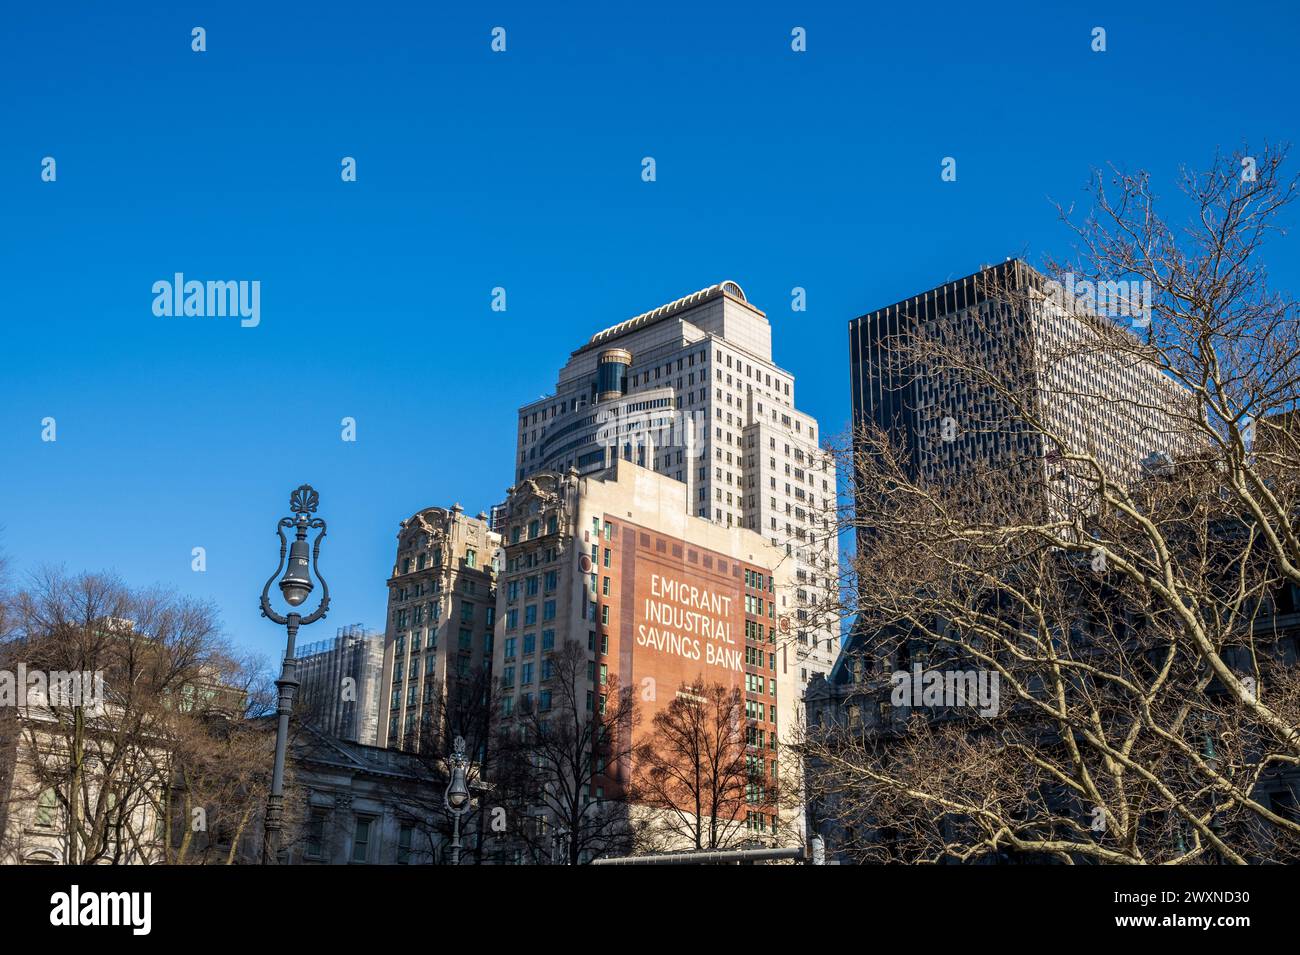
top-left (542, 629), bottom-right (555, 650)
top-left (523, 633), bottom-right (536, 654)
top-left (36, 789), bottom-right (57, 828)
top-left (397, 825), bottom-right (413, 865)
top-left (352, 817), bottom-right (374, 863)
top-left (465, 549), bottom-right (477, 568)
top-left (306, 809), bottom-right (327, 858)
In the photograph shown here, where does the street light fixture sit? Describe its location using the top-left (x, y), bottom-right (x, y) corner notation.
top-left (258, 484), bottom-right (330, 864)
top-left (444, 734), bottom-right (470, 865)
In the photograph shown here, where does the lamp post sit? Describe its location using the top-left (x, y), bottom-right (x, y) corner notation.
top-left (444, 734), bottom-right (470, 864)
top-left (258, 484), bottom-right (330, 864)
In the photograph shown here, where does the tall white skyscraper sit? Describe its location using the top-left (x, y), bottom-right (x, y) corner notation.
top-left (514, 281), bottom-right (838, 686)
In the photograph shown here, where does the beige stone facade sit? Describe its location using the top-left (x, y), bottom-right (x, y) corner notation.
top-left (378, 505), bottom-right (501, 752)
top-left (492, 460), bottom-right (804, 843)
top-left (514, 282), bottom-right (838, 693)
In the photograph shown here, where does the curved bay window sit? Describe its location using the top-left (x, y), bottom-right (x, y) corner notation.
top-left (596, 348), bottom-right (631, 401)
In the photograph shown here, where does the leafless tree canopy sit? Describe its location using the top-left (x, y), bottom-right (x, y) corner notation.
top-left (808, 145), bottom-right (1300, 864)
top-left (490, 639), bottom-right (638, 864)
top-left (630, 679), bottom-right (764, 851)
top-left (0, 569), bottom-right (273, 864)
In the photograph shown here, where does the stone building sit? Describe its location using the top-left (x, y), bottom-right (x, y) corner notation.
top-left (491, 459), bottom-right (804, 846)
top-left (514, 281), bottom-right (838, 697)
top-left (378, 504), bottom-right (502, 753)
top-left (295, 623), bottom-right (384, 745)
top-left (283, 726), bottom-right (447, 865)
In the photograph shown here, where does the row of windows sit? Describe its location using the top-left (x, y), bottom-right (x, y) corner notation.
top-left (394, 626), bottom-right (474, 656)
top-left (398, 547), bottom-right (480, 575)
top-left (502, 629), bottom-right (556, 658)
top-left (508, 515), bottom-right (559, 543)
top-left (744, 699), bottom-right (778, 722)
top-left (503, 600), bottom-right (558, 629)
top-left (393, 600), bottom-right (497, 629)
top-left (304, 811), bottom-right (421, 865)
top-left (505, 572), bottom-right (559, 601)
top-left (745, 673), bottom-right (778, 696)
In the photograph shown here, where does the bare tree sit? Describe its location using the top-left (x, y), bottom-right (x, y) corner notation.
top-left (630, 679), bottom-right (761, 851)
top-left (807, 144), bottom-right (1300, 864)
top-left (162, 651), bottom-right (277, 865)
top-left (375, 662), bottom-right (501, 864)
top-left (492, 639), bottom-right (638, 864)
top-left (2, 569), bottom-right (270, 864)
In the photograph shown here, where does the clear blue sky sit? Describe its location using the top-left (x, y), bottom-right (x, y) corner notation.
top-left (2, 1), bottom-right (1297, 668)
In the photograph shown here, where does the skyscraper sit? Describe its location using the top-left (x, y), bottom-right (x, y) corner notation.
top-left (296, 623), bottom-right (384, 745)
top-left (515, 281), bottom-right (838, 688)
top-left (492, 459), bottom-right (801, 846)
top-left (378, 505), bottom-right (501, 752)
top-left (848, 259), bottom-right (1191, 510)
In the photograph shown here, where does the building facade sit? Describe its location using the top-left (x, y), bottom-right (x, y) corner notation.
top-left (515, 281), bottom-right (838, 692)
top-left (295, 623), bottom-right (384, 745)
top-left (378, 505), bottom-right (502, 753)
top-left (848, 259), bottom-right (1192, 513)
top-left (284, 726), bottom-right (446, 865)
top-left (492, 460), bottom-right (804, 843)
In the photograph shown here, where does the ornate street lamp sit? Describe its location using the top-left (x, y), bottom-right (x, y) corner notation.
top-left (444, 735), bottom-right (470, 865)
top-left (258, 484), bottom-right (330, 864)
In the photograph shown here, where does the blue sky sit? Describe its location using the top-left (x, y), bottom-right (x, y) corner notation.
top-left (2, 1), bottom-right (1297, 666)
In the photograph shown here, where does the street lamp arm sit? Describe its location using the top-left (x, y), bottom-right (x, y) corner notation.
top-left (258, 518), bottom-right (294, 625)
